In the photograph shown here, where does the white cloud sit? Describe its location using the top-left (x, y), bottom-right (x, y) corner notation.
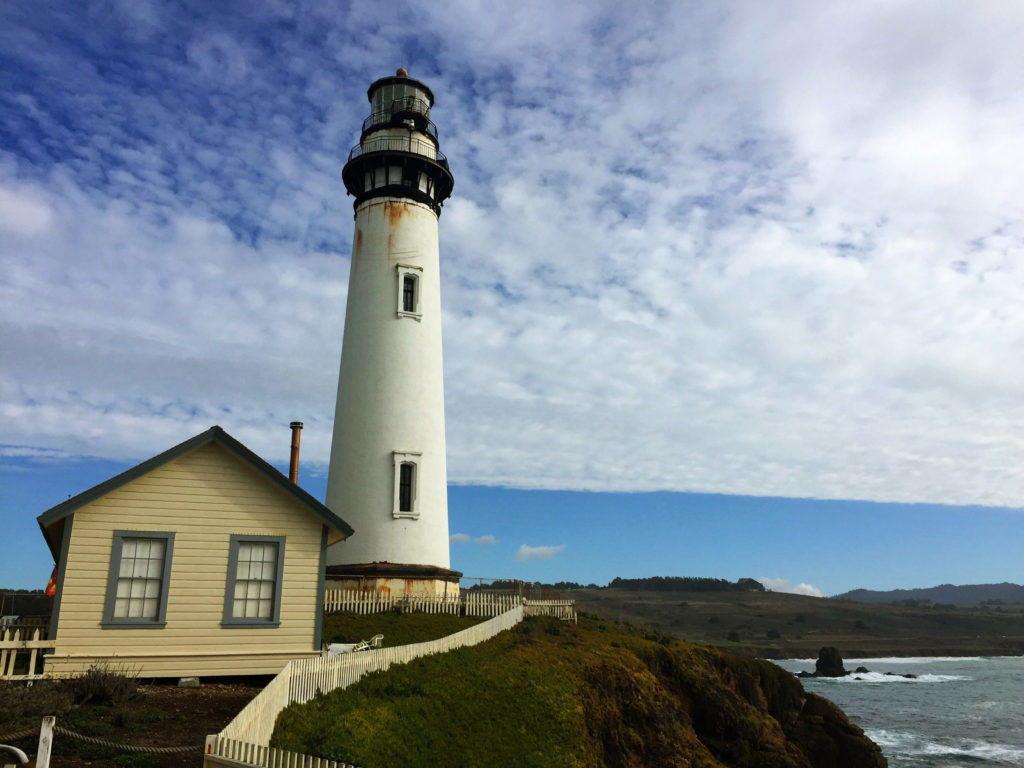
top-left (474, 535), bottom-right (497, 545)
top-left (449, 533), bottom-right (470, 544)
top-left (515, 544), bottom-right (565, 562)
top-left (2, 2), bottom-right (1024, 507)
top-left (759, 578), bottom-right (824, 598)
top-left (0, 185), bottom-right (52, 236)
top-left (0, 445), bottom-right (77, 461)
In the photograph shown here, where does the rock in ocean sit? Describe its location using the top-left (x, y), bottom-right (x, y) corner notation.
top-left (815, 646), bottom-right (849, 677)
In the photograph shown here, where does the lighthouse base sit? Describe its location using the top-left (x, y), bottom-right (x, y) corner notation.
top-left (325, 562), bottom-right (462, 598)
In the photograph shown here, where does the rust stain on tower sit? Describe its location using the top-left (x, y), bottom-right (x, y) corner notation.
top-left (387, 200), bottom-right (410, 226)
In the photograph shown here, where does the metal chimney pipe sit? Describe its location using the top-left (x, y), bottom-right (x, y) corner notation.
top-left (289, 422), bottom-right (303, 483)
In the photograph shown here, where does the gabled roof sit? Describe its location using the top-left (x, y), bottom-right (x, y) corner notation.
top-left (37, 425), bottom-right (354, 557)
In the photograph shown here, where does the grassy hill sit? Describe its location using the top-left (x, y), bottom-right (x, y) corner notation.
top-left (833, 581), bottom-right (1024, 607)
top-left (271, 614), bottom-right (885, 768)
top-left (568, 587), bottom-right (1024, 657)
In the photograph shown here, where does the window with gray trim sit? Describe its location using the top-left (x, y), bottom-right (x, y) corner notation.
top-left (102, 531), bottom-right (174, 628)
top-left (222, 535), bottom-right (285, 627)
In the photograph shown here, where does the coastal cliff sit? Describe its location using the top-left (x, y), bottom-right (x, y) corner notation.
top-left (272, 613), bottom-right (885, 767)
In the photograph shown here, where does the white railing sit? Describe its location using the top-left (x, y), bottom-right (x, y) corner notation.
top-left (205, 737), bottom-right (357, 768)
top-left (0, 628), bottom-right (55, 680)
top-left (323, 590), bottom-right (525, 618)
top-left (524, 599), bottom-right (578, 623)
top-left (323, 590), bottom-right (460, 615)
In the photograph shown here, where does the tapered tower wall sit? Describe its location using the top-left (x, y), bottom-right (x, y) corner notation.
top-left (325, 197), bottom-right (448, 567)
top-left (324, 71), bottom-right (460, 596)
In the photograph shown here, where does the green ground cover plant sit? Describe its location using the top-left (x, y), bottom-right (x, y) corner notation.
top-left (271, 614), bottom-right (885, 768)
top-left (321, 610), bottom-right (480, 647)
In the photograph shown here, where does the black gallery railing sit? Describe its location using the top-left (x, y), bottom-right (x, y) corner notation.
top-left (348, 136), bottom-right (448, 168)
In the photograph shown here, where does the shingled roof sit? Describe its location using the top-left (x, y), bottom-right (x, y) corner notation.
top-left (37, 425), bottom-right (354, 557)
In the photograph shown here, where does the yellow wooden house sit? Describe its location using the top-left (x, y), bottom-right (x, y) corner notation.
top-left (37, 426), bottom-right (353, 678)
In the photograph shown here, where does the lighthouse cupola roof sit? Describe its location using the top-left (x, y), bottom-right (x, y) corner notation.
top-left (367, 69), bottom-right (435, 109)
top-left (342, 69), bottom-right (454, 215)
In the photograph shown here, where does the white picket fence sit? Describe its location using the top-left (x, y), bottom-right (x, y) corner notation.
top-left (205, 737), bottom-right (358, 768)
top-left (0, 627), bottom-right (55, 681)
top-left (322, 589), bottom-right (522, 617)
top-left (524, 599), bottom-right (578, 623)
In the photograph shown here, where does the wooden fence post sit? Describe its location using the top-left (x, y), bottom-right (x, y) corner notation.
top-left (35, 716), bottom-right (54, 768)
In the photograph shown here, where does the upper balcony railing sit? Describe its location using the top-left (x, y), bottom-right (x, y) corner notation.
top-left (362, 96), bottom-right (438, 142)
top-left (348, 136), bottom-right (448, 170)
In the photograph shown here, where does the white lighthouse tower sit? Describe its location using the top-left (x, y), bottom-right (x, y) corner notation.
top-left (324, 69), bottom-right (460, 597)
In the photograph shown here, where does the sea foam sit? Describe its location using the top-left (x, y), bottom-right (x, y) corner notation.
top-left (819, 671), bottom-right (966, 683)
top-left (867, 729), bottom-right (1024, 765)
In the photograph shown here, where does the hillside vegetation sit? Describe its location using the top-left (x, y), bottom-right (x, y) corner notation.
top-left (833, 581), bottom-right (1024, 607)
top-left (271, 614), bottom-right (885, 768)
top-left (322, 610), bottom-right (480, 647)
top-left (570, 587), bottom-right (1024, 657)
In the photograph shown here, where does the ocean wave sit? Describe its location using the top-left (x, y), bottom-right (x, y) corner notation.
top-left (845, 656), bottom-right (1009, 665)
top-left (777, 655), bottom-right (1004, 665)
top-left (815, 671), bottom-right (966, 683)
top-left (867, 729), bottom-right (1024, 765)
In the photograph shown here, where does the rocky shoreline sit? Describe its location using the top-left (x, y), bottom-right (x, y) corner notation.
top-left (795, 646), bottom-right (919, 680)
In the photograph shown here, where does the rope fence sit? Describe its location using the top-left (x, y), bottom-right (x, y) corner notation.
top-left (0, 722), bottom-right (200, 755)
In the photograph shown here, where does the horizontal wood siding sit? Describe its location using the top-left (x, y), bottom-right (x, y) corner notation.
top-left (51, 443), bottom-right (324, 677)
top-left (47, 652), bottom-right (319, 678)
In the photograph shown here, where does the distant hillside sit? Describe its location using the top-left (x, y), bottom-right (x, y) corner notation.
top-left (467, 576), bottom-right (766, 593)
top-left (568, 586), bottom-right (1024, 657)
top-left (834, 582), bottom-right (1024, 607)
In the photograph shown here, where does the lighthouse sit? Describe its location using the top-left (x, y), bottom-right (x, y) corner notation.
top-left (324, 70), bottom-right (460, 597)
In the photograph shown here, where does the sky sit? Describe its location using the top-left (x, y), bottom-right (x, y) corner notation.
top-left (2, 1), bottom-right (1023, 596)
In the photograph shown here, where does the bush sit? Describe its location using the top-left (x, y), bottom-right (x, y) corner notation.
top-left (726, 631), bottom-right (740, 642)
top-left (766, 629), bottom-right (781, 639)
top-left (67, 664), bottom-right (139, 706)
top-left (0, 680), bottom-right (72, 725)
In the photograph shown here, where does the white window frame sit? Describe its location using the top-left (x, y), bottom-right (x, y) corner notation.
top-left (392, 450), bottom-right (422, 519)
top-left (396, 263), bottom-right (423, 320)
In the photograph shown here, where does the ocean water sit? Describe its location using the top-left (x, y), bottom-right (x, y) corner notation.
top-left (772, 656), bottom-right (1024, 767)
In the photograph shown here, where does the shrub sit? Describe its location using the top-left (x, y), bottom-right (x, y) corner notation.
top-left (726, 631), bottom-right (740, 642)
top-left (67, 664), bottom-right (139, 706)
top-left (766, 629), bottom-right (781, 639)
top-left (0, 680), bottom-right (72, 725)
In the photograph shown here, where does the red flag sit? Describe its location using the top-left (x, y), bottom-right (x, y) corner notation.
top-left (45, 566), bottom-right (57, 596)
